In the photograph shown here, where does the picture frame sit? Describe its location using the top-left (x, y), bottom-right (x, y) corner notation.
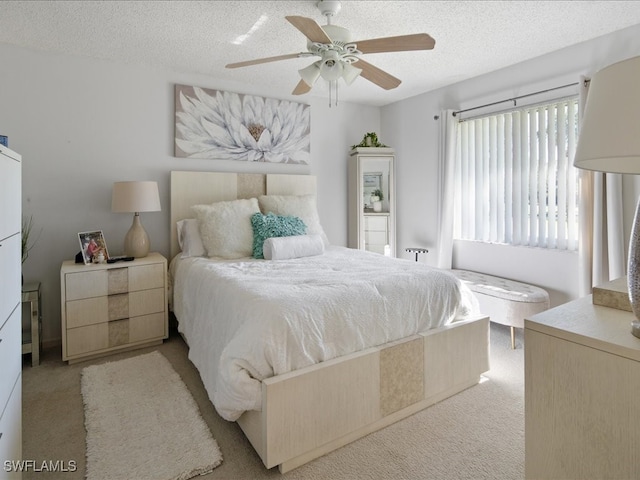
top-left (78, 230), bottom-right (109, 265)
top-left (363, 172), bottom-right (383, 207)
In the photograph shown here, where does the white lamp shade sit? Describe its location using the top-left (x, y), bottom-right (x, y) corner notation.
top-left (299, 62), bottom-right (321, 87)
top-left (320, 50), bottom-right (344, 81)
top-left (342, 62), bottom-right (362, 86)
top-left (574, 55), bottom-right (640, 173)
top-left (112, 181), bottom-right (161, 213)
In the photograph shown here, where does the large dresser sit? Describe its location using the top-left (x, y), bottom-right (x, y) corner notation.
top-left (0, 145), bottom-right (22, 477)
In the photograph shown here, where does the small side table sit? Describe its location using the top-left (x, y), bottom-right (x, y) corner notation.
top-left (405, 247), bottom-right (429, 262)
top-left (22, 281), bottom-right (42, 367)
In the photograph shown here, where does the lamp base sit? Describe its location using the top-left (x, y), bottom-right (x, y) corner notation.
top-left (124, 213), bottom-right (150, 258)
top-left (628, 198), bottom-right (640, 336)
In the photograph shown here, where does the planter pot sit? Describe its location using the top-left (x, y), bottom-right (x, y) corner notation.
top-left (373, 201), bottom-right (382, 212)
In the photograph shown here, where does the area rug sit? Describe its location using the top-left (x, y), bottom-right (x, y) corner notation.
top-left (81, 351), bottom-right (222, 480)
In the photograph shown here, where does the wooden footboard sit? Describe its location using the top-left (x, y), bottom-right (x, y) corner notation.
top-left (237, 315), bottom-right (490, 472)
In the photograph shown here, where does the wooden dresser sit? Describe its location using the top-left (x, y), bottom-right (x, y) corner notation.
top-left (60, 252), bottom-right (168, 364)
top-left (525, 295), bottom-right (640, 479)
top-left (0, 145), bottom-right (22, 477)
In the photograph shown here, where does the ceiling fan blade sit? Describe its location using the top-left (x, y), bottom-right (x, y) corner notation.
top-left (352, 33), bottom-right (435, 54)
top-left (286, 15), bottom-right (332, 44)
top-left (353, 58), bottom-right (401, 90)
top-left (226, 53), bottom-right (303, 69)
top-left (292, 79), bottom-right (312, 95)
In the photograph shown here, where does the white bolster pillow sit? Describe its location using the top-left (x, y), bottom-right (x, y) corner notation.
top-left (263, 234), bottom-right (325, 260)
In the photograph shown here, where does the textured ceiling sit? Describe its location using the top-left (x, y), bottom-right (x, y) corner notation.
top-left (1, 1), bottom-right (640, 106)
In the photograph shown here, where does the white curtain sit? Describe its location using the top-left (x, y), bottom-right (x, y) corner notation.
top-left (436, 109), bottom-right (458, 269)
top-left (578, 76), bottom-right (626, 295)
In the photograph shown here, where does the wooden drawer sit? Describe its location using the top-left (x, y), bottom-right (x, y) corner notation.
top-left (65, 263), bottom-right (165, 301)
top-left (366, 244), bottom-right (386, 255)
top-left (364, 215), bottom-right (388, 231)
top-left (0, 308), bottom-right (21, 414)
top-left (0, 374), bottom-right (22, 472)
top-left (65, 270), bottom-right (109, 301)
top-left (65, 288), bottom-right (165, 329)
top-left (66, 312), bottom-right (166, 357)
top-left (130, 312), bottom-right (166, 342)
top-left (365, 231), bottom-right (388, 245)
top-left (0, 234), bottom-right (20, 325)
top-left (0, 148), bottom-right (21, 241)
top-left (66, 323), bottom-right (109, 357)
top-left (129, 264), bottom-right (165, 291)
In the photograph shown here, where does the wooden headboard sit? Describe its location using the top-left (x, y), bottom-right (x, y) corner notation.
top-left (170, 171), bottom-right (317, 259)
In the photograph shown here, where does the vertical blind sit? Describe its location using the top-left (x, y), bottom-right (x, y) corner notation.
top-left (454, 98), bottom-right (579, 250)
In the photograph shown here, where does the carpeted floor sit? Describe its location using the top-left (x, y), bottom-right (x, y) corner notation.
top-left (22, 322), bottom-right (524, 480)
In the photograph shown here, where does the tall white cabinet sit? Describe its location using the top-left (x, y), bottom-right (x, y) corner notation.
top-left (0, 145), bottom-right (22, 477)
top-left (348, 148), bottom-right (395, 256)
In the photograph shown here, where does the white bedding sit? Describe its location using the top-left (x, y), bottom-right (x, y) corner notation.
top-left (171, 246), bottom-right (479, 421)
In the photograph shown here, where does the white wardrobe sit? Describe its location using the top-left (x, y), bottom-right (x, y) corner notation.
top-left (348, 147), bottom-right (395, 257)
top-left (0, 145), bottom-right (22, 476)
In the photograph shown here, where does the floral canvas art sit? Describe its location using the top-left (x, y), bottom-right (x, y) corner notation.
top-left (175, 85), bottom-right (310, 164)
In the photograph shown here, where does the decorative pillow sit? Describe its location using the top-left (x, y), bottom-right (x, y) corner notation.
top-left (250, 212), bottom-right (307, 259)
top-left (263, 234), bottom-right (325, 260)
top-left (176, 219), bottom-right (206, 258)
top-left (191, 198), bottom-right (260, 259)
top-left (258, 194), bottom-right (329, 246)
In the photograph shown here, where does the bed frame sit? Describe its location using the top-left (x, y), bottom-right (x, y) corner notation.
top-left (169, 170), bottom-right (490, 473)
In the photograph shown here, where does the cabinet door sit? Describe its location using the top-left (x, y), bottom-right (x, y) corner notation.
top-left (348, 151), bottom-right (395, 256)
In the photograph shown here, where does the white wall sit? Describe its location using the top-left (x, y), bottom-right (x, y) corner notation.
top-left (4, 23), bottom-right (640, 344)
top-left (382, 24), bottom-right (640, 307)
top-left (0, 43), bottom-right (380, 345)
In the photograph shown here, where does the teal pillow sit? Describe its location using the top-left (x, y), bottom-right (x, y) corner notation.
top-left (251, 212), bottom-right (307, 259)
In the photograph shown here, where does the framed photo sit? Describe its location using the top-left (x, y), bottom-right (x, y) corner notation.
top-left (78, 230), bottom-right (109, 265)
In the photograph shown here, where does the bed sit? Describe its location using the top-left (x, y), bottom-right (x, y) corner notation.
top-left (169, 170), bottom-right (490, 473)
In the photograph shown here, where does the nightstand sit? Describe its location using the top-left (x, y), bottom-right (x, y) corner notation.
top-left (60, 252), bottom-right (168, 364)
top-left (525, 296), bottom-right (640, 479)
top-left (22, 281), bottom-right (42, 366)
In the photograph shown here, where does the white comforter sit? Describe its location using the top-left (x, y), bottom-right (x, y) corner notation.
top-left (171, 246), bottom-right (479, 421)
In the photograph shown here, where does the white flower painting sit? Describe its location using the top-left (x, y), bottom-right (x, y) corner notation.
top-left (175, 85), bottom-right (310, 164)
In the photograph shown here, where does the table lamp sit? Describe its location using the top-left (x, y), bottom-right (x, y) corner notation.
top-left (573, 55), bottom-right (640, 338)
top-left (111, 181), bottom-right (161, 258)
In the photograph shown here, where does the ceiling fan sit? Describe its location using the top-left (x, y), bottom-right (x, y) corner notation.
top-left (225, 0), bottom-right (436, 98)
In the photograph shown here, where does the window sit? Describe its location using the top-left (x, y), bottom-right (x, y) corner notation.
top-left (453, 98), bottom-right (579, 251)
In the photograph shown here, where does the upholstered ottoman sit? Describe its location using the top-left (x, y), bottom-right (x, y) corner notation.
top-left (451, 270), bottom-right (550, 349)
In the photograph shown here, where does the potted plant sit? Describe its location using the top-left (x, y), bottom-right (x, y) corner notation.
top-left (371, 189), bottom-right (383, 212)
top-left (22, 215), bottom-right (40, 275)
top-left (352, 132), bottom-right (388, 149)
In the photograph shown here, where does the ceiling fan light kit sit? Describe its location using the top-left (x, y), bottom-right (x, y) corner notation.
top-left (225, 0), bottom-right (435, 105)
